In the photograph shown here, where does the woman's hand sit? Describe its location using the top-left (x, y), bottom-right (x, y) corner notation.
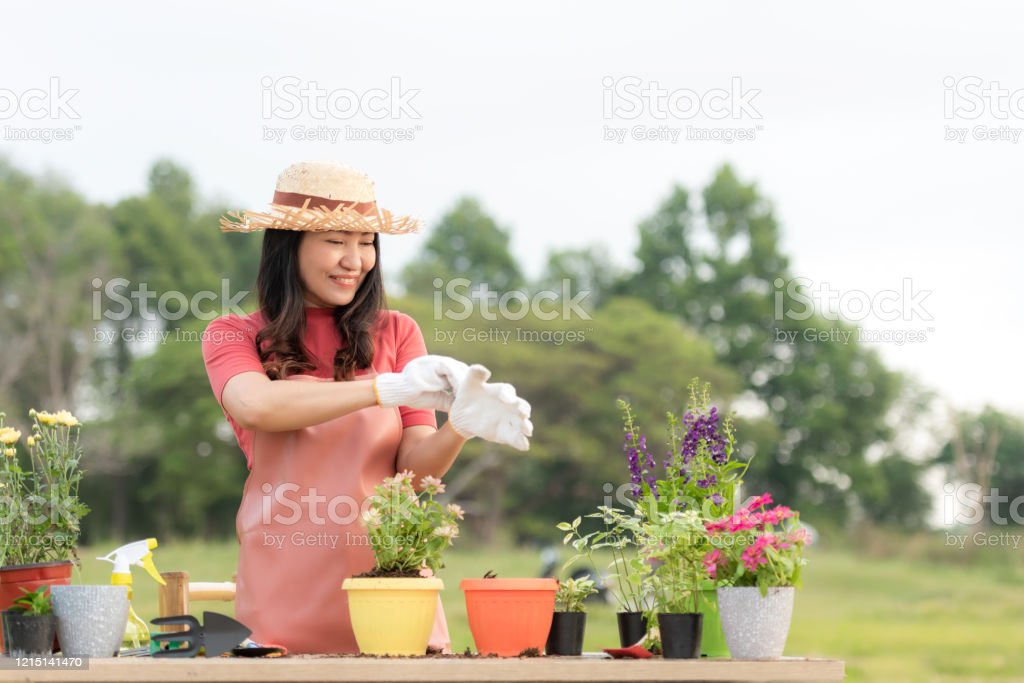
top-left (448, 365), bottom-right (533, 451)
top-left (374, 355), bottom-right (469, 411)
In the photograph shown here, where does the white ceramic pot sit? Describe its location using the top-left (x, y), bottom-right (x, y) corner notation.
top-left (51, 585), bottom-right (129, 657)
top-left (717, 586), bottom-right (794, 659)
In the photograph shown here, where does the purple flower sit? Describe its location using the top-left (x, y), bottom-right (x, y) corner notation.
top-left (711, 493), bottom-right (724, 506)
top-left (624, 435), bottom-right (642, 498)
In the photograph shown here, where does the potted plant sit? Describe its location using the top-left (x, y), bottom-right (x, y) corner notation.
top-left (635, 508), bottom-right (713, 659)
top-left (341, 471), bottom-right (462, 655)
top-left (559, 509), bottom-right (652, 647)
top-left (1, 587), bottom-right (56, 655)
top-left (545, 576), bottom-right (597, 656)
top-left (616, 378), bottom-right (745, 656)
top-left (703, 492), bottom-right (811, 659)
top-left (0, 409), bottom-right (90, 653)
top-left (460, 571), bottom-right (558, 656)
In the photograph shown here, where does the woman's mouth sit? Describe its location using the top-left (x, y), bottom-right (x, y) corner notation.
top-left (329, 275), bottom-right (359, 288)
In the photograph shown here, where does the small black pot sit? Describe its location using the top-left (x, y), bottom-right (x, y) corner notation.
top-left (658, 612), bottom-right (702, 659)
top-left (545, 612), bottom-right (586, 656)
top-left (2, 612), bottom-right (56, 656)
top-left (616, 611), bottom-right (648, 648)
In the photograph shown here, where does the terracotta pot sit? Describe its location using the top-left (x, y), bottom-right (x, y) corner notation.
top-left (460, 578), bottom-right (557, 656)
top-left (0, 560), bottom-right (73, 654)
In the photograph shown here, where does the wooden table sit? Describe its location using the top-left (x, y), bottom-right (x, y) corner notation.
top-left (0, 655), bottom-right (844, 682)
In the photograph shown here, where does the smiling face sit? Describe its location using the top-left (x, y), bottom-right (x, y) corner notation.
top-left (297, 230), bottom-right (378, 308)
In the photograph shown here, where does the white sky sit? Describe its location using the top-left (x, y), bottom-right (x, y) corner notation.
top-left (3, 1), bottom-right (1021, 418)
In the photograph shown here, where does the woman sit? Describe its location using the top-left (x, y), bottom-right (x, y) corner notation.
top-left (202, 161), bottom-right (532, 654)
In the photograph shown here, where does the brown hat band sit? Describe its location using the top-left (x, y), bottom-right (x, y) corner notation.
top-left (273, 190), bottom-right (379, 215)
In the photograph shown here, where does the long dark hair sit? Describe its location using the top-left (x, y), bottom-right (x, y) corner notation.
top-left (255, 230), bottom-right (386, 381)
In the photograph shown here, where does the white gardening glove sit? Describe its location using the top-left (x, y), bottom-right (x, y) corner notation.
top-left (448, 365), bottom-right (533, 451)
top-left (374, 355), bottom-right (469, 411)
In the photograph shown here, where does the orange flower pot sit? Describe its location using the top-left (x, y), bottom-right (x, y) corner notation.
top-left (0, 561), bottom-right (73, 654)
top-left (460, 578), bottom-right (557, 656)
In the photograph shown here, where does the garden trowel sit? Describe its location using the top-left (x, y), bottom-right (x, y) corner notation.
top-left (150, 611), bottom-right (251, 657)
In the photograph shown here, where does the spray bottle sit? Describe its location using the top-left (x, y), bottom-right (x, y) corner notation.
top-left (97, 538), bottom-right (167, 650)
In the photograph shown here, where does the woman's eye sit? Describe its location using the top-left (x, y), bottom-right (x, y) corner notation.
top-left (360, 242), bottom-right (374, 247)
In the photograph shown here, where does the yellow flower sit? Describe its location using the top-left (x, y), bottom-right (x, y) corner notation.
top-left (0, 427), bottom-right (21, 445)
top-left (53, 410), bottom-right (80, 427)
top-left (3, 448), bottom-right (15, 458)
top-left (26, 435), bottom-right (36, 448)
top-left (36, 411), bottom-right (57, 426)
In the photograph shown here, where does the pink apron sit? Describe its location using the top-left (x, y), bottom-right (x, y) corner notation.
top-left (234, 374), bottom-right (450, 654)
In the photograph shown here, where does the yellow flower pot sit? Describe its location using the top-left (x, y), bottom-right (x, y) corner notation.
top-left (341, 577), bottom-right (442, 655)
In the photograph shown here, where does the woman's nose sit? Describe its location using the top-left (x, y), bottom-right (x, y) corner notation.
top-left (339, 245), bottom-right (361, 270)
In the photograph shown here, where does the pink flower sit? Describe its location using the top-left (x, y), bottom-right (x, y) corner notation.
top-left (741, 545), bottom-right (768, 572)
top-left (745, 492), bottom-right (773, 510)
top-left (789, 527), bottom-right (812, 546)
top-left (757, 505), bottom-right (794, 526)
top-left (703, 549), bottom-right (724, 579)
top-left (706, 510), bottom-right (758, 533)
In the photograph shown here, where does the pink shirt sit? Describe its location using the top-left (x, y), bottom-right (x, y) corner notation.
top-left (202, 307), bottom-right (437, 469)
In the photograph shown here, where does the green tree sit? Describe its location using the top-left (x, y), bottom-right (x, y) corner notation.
top-left (619, 165), bottom-right (919, 526)
top-left (536, 245), bottom-right (618, 310)
top-left (401, 197), bottom-right (524, 295)
top-left (83, 159), bottom-right (259, 540)
top-left (933, 407), bottom-right (1024, 529)
top-left (0, 158), bottom-right (114, 415)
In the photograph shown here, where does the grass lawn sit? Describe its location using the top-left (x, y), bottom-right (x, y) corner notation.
top-left (73, 540), bottom-right (1024, 682)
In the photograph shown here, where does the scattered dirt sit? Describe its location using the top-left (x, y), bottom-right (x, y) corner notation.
top-left (518, 647), bottom-right (542, 657)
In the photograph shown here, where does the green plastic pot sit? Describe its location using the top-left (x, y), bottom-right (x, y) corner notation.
top-left (697, 587), bottom-right (728, 657)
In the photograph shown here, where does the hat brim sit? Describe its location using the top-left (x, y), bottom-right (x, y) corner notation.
top-left (220, 203), bottom-right (420, 234)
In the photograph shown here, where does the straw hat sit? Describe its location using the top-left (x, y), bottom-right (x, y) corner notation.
top-left (220, 161), bottom-right (420, 234)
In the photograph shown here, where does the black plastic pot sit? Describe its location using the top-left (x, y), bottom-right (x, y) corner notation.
top-left (658, 612), bottom-right (702, 659)
top-left (615, 611), bottom-right (648, 647)
top-left (545, 612), bottom-right (585, 656)
top-left (1, 612), bottom-right (56, 656)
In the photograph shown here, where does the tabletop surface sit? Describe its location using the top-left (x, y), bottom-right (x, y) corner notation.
top-left (0, 654), bottom-right (845, 683)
